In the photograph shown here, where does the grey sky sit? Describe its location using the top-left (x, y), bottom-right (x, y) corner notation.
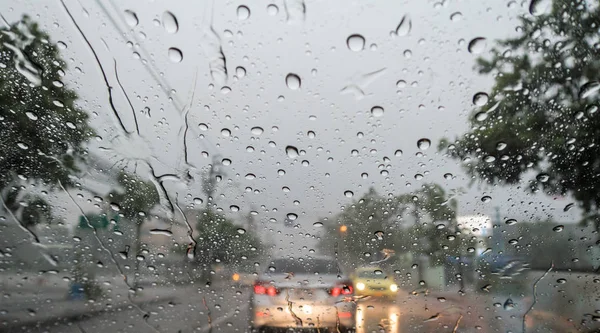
top-left (2, 0), bottom-right (583, 255)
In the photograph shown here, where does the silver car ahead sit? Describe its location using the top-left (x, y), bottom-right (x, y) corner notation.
top-left (249, 257), bottom-right (356, 332)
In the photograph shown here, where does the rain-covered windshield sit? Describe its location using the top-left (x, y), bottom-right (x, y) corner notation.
top-left (1, 0), bottom-right (599, 332)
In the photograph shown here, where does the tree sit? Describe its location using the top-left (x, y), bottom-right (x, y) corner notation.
top-left (195, 208), bottom-right (263, 269)
top-left (0, 16), bottom-right (93, 225)
top-left (440, 0), bottom-right (600, 234)
top-left (108, 172), bottom-right (159, 285)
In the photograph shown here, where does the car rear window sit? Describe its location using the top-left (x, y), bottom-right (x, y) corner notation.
top-left (268, 259), bottom-right (340, 274)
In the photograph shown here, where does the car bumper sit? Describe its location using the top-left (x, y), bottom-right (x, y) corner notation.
top-left (251, 303), bottom-right (356, 329)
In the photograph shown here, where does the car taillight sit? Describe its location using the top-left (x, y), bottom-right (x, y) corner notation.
top-left (254, 281), bottom-right (279, 296)
top-left (330, 282), bottom-right (353, 296)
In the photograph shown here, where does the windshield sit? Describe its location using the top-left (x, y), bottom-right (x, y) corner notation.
top-left (1, 0), bottom-right (599, 332)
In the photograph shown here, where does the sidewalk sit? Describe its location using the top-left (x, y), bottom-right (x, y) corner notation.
top-left (0, 284), bottom-right (184, 330)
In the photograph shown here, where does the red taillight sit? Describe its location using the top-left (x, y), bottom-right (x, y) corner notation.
top-left (254, 281), bottom-right (279, 296)
top-left (330, 282), bottom-right (353, 297)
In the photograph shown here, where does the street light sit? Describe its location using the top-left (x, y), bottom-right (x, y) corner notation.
top-left (339, 225), bottom-right (348, 233)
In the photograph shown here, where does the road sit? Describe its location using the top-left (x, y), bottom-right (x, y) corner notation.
top-left (14, 283), bottom-right (561, 333)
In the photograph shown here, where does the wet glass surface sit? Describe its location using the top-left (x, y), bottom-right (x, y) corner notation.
top-left (0, 0), bottom-right (599, 332)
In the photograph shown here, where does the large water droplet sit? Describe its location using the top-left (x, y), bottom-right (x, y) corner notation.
top-left (481, 196), bottom-right (492, 203)
top-left (564, 203), bottom-right (574, 212)
top-left (468, 37), bottom-right (487, 54)
top-left (503, 298), bottom-right (515, 310)
top-left (374, 231), bottom-right (384, 240)
top-left (267, 4), bottom-right (279, 15)
top-left (149, 229), bottom-right (173, 236)
top-left (110, 203), bottom-right (121, 212)
top-left (579, 81), bottom-right (600, 99)
top-left (286, 145), bottom-right (299, 158)
top-left (536, 173), bottom-right (549, 183)
top-left (237, 5), bottom-right (251, 20)
top-left (475, 112), bottom-right (488, 121)
top-left (347, 34), bottom-right (365, 52)
top-left (450, 12), bottom-right (463, 22)
top-left (552, 225), bottom-right (564, 232)
top-left (221, 128), bottom-right (231, 137)
top-left (251, 126), bottom-right (264, 135)
top-left (245, 173), bottom-right (256, 180)
top-left (395, 15), bottom-right (411, 36)
top-left (370, 106), bottom-right (384, 117)
top-left (287, 213), bottom-right (298, 220)
top-left (529, 0), bottom-right (551, 16)
top-left (168, 48), bottom-right (183, 63)
top-left (162, 11), bottom-right (179, 34)
top-left (222, 158), bottom-right (232, 166)
top-left (473, 92), bottom-right (489, 106)
top-left (417, 138), bottom-right (431, 150)
top-left (496, 142), bottom-right (507, 151)
top-left (237, 228), bottom-right (246, 234)
top-left (394, 149), bottom-right (403, 157)
top-left (124, 10), bottom-right (139, 27)
top-left (285, 73), bottom-right (301, 90)
top-left (236, 66), bottom-right (246, 78)
top-left (344, 190), bottom-right (354, 198)
top-left (505, 219), bottom-right (517, 226)
top-left (313, 222), bottom-right (323, 228)
top-left (230, 205), bottom-right (240, 212)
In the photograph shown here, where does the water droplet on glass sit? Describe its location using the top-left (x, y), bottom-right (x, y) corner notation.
top-left (230, 205), bottom-right (240, 212)
top-left (307, 131), bottom-right (316, 139)
top-left (237, 5), bottom-right (251, 20)
top-left (396, 80), bottom-right (407, 88)
top-left (278, 169), bottom-right (286, 175)
top-left (556, 278), bottom-right (567, 284)
top-left (286, 145), bottom-right (299, 158)
top-left (371, 106), bottom-right (384, 117)
top-left (168, 47), bottom-right (183, 63)
top-left (450, 12), bottom-right (463, 22)
top-left (110, 203), bottom-right (121, 212)
top-left (344, 190), bottom-right (354, 198)
top-left (251, 126), bottom-right (264, 135)
top-left (124, 10), bottom-right (139, 27)
top-left (313, 222), bottom-right (323, 227)
top-left (484, 155), bottom-right (496, 162)
top-left (374, 231), bottom-right (384, 240)
top-left (267, 4), bottom-right (279, 15)
top-left (444, 173), bottom-right (453, 180)
top-left (149, 229), bottom-right (173, 236)
top-left (564, 203), bottom-right (574, 212)
top-left (194, 198), bottom-right (203, 204)
top-left (199, 123), bottom-right (209, 131)
top-left (529, 0), bottom-right (551, 16)
top-left (417, 138), bottom-right (431, 150)
top-left (347, 34), bottom-right (365, 52)
top-left (393, 149), bottom-right (403, 157)
top-left (496, 142), bottom-right (507, 151)
top-left (221, 128), bottom-right (231, 137)
top-left (222, 158), bottom-right (232, 166)
top-left (505, 219), bottom-right (517, 226)
top-left (579, 81), bottom-right (600, 99)
top-left (285, 73), bottom-right (301, 90)
top-left (287, 213), bottom-right (298, 220)
top-left (468, 37), bottom-right (487, 54)
top-left (245, 173), bottom-right (256, 180)
top-left (162, 11), bottom-right (179, 34)
top-left (553, 225), bottom-right (564, 232)
top-left (475, 112), bottom-right (488, 121)
top-left (414, 174), bottom-right (423, 180)
top-left (237, 228), bottom-right (246, 234)
top-left (587, 105), bottom-right (598, 115)
top-left (236, 66), bottom-right (246, 78)
top-left (473, 92), bottom-right (489, 106)
top-left (536, 173), bottom-right (549, 182)
top-left (361, 173), bottom-right (369, 179)
top-left (481, 196), bottom-right (492, 203)
top-left (395, 15), bottom-right (411, 36)
top-left (503, 298), bottom-right (515, 310)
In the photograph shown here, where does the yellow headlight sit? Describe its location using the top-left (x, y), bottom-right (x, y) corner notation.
top-left (356, 282), bottom-right (365, 291)
top-left (232, 273), bottom-right (240, 281)
top-left (390, 284), bottom-right (398, 292)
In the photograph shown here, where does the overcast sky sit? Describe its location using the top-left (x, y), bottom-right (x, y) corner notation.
top-left (2, 0), bottom-right (583, 255)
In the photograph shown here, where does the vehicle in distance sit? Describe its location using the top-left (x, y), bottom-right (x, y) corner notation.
top-left (250, 256), bottom-right (356, 332)
top-left (351, 267), bottom-right (398, 299)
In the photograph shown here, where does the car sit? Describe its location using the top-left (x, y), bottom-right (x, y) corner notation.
top-left (351, 267), bottom-right (398, 299)
top-left (249, 256), bottom-right (356, 332)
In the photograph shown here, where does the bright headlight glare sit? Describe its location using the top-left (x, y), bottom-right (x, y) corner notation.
top-left (390, 284), bottom-right (398, 292)
top-left (356, 282), bottom-right (365, 290)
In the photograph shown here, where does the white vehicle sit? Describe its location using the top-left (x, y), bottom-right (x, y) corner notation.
top-left (249, 257), bottom-right (356, 332)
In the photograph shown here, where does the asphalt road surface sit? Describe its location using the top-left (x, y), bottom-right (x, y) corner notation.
top-left (12, 282), bottom-right (586, 333)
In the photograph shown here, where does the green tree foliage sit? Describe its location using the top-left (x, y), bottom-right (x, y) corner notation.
top-left (318, 184), bottom-right (477, 270)
top-left (0, 16), bottom-right (93, 223)
top-left (195, 208), bottom-right (263, 267)
top-left (440, 0), bottom-right (600, 229)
